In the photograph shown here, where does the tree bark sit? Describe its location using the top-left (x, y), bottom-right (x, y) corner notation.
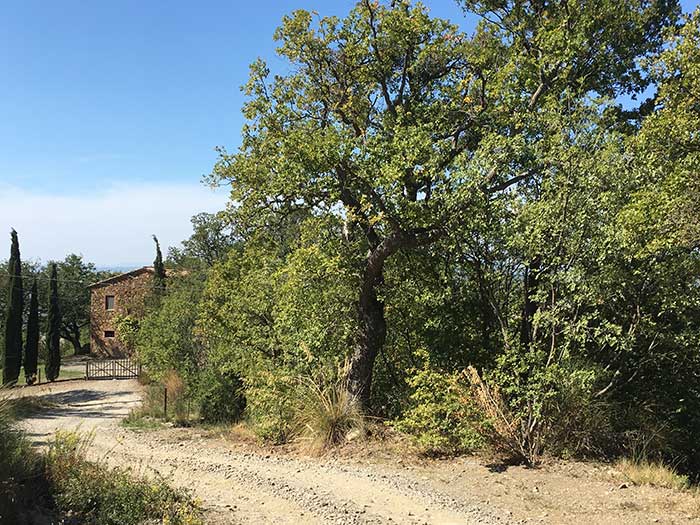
top-left (61, 324), bottom-right (83, 356)
top-left (346, 231), bottom-right (418, 408)
top-left (347, 265), bottom-right (387, 408)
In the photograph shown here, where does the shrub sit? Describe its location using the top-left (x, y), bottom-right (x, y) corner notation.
top-left (197, 367), bottom-right (246, 423)
top-left (0, 392), bottom-right (44, 523)
top-left (466, 365), bottom-right (543, 465)
top-left (244, 369), bottom-right (297, 443)
top-left (1, 393), bottom-right (202, 524)
top-left (395, 363), bottom-right (484, 455)
top-left (466, 357), bottom-right (621, 466)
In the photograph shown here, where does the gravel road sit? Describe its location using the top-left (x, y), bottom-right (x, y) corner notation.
top-left (18, 379), bottom-right (511, 525)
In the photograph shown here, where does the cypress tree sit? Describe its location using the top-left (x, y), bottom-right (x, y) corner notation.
top-left (45, 263), bottom-right (61, 382)
top-left (3, 229), bottom-right (23, 385)
top-left (24, 279), bottom-right (39, 385)
top-left (152, 235), bottom-right (166, 297)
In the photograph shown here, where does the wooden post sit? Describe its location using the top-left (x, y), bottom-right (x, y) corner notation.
top-left (164, 387), bottom-right (168, 420)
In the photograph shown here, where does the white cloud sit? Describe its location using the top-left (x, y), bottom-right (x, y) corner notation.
top-left (0, 182), bottom-right (229, 267)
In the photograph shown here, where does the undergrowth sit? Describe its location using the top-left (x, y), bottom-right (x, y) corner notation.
top-left (0, 390), bottom-right (203, 524)
top-left (46, 431), bottom-right (203, 525)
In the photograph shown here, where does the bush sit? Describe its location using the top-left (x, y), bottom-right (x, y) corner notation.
top-left (0, 392), bottom-right (201, 524)
top-left (466, 365), bottom-right (544, 465)
top-left (135, 274), bottom-right (205, 390)
top-left (0, 392), bottom-right (45, 524)
top-left (244, 368), bottom-right (297, 443)
top-left (198, 367), bottom-right (246, 423)
top-left (395, 362), bottom-right (484, 455)
top-left (466, 356), bottom-right (620, 466)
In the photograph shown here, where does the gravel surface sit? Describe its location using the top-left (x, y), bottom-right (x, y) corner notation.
top-left (17, 379), bottom-right (511, 524)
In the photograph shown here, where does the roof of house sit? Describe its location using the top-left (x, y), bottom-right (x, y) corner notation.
top-left (87, 266), bottom-right (156, 289)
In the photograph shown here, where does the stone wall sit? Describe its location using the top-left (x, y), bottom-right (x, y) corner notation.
top-left (89, 269), bottom-right (153, 357)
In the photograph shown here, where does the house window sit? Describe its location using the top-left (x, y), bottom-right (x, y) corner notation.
top-left (105, 295), bottom-right (115, 311)
top-left (104, 330), bottom-right (115, 338)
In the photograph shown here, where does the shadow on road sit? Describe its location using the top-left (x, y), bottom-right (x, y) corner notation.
top-left (21, 387), bottom-right (139, 446)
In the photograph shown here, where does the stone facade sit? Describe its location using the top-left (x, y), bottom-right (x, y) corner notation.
top-left (88, 267), bottom-right (155, 357)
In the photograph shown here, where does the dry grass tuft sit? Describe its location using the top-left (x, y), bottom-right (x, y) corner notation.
top-left (615, 458), bottom-right (689, 490)
top-left (294, 372), bottom-right (364, 451)
top-left (163, 369), bottom-right (189, 424)
top-left (465, 366), bottom-right (543, 466)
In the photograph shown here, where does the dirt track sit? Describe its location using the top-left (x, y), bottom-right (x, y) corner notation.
top-left (17, 379), bottom-right (506, 524)
top-left (17, 379), bottom-right (700, 525)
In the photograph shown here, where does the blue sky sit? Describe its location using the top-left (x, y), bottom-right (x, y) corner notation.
top-left (0, 0), bottom-right (697, 266)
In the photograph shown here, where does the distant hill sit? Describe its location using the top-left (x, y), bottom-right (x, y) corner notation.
top-left (96, 265), bottom-right (144, 274)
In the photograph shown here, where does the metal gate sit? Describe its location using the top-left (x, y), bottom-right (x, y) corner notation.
top-left (86, 358), bottom-right (140, 380)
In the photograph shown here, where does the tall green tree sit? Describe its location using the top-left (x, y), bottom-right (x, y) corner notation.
top-left (55, 254), bottom-right (98, 355)
top-left (210, 0), bottom-right (678, 407)
top-left (45, 263), bottom-right (61, 382)
top-left (167, 212), bottom-right (239, 269)
top-left (152, 235), bottom-right (166, 297)
top-left (24, 279), bottom-right (39, 385)
top-left (3, 229), bottom-right (23, 384)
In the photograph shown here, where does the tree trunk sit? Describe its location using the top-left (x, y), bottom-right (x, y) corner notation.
top-left (68, 334), bottom-right (82, 355)
top-left (347, 270), bottom-right (387, 408)
top-left (346, 233), bottom-right (407, 409)
top-left (61, 324), bottom-right (83, 356)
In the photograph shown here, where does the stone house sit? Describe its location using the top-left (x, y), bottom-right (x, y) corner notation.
top-left (88, 266), bottom-right (158, 357)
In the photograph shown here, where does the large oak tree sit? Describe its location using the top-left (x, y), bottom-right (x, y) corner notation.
top-left (212, 0), bottom-right (678, 407)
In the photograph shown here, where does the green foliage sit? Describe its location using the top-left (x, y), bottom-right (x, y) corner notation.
top-left (54, 254), bottom-right (99, 354)
top-left (0, 393), bottom-right (201, 524)
top-left (197, 366), bottom-right (246, 423)
top-left (136, 274), bottom-right (204, 385)
top-left (3, 229), bottom-right (23, 384)
top-left (131, 1), bottom-right (700, 476)
top-left (45, 264), bottom-right (61, 382)
top-left (23, 280), bottom-right (39, 384)
top-left (135, 272), bottom-right (247, 424)
top-left (0, 391), bottom-right (43, 523)
top-left (45, 431), bottom-right (202, 525)
top-left (197, 221), bottom-right (357, 439)
top-left (1, 254), bottom-right (102, 361)
top-left (395, 355), bottom-right (484, 455)
top-left (167, 212), bottom-right (239, 269)
top-left (241, 366), bottom-right (296, 443)
top-left (114, 314), bottom-right (140, 350)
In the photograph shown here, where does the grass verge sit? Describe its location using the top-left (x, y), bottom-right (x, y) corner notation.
top-left (46, 431), bottom-right (202, 525)
top-left (0, 390), bottom-right (203, 524)
top-left (0, 366), bottom-right (85, 384)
